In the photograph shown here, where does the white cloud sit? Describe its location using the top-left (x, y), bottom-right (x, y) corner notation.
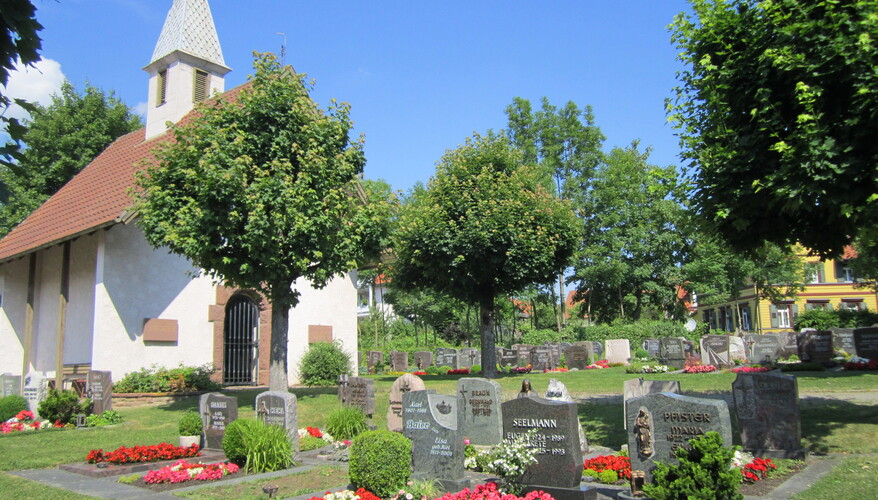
top-left (133, 101), bottom-right (148, 119)
top-left (2, 58), bottom-right (66, 124)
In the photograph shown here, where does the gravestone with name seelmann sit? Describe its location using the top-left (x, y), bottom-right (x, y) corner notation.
top-left (414, 351), bottom-right (434, 370)
top-left (200, 393), bottom-right (238, 450)
top-left (502, 396), bottom-right (594, 500)
top-left (622, 378), bottom-right (681, 429)
top-left (830, 328), bottom-right (857, 357)
top-left (853, 327), bottom-right (878, 360)
top-left (732, 372), bottom-right (807, 460)
top-left (604, 339), bottom-right (631, 365)
top-left (544, 378), bottom-right (589, 453)
top-left (801, 331), bottom-right (833, 363)
top-left (625, 392), bottom-right (732, 483)
top-left (22, 371), bottom-right (47, 417)
top-left (700, 335), bottom-right (733, 369)
top-left (435, 348), bottom-right (459, 370)
top-left (86, 370), bottom-right (113, 414)
top-left (390, 351), bottom-right (409, 372)
top-left (1, 374), bottom-right (21, 397)
top-left (255, 390), bottom-right (298, 451)
top-left (403, 390), bottom-right (469, 491)
top-left (565, 343), bottom-right (592, 370)
top-left (387, 373), bottom-right (426, 432)
top-left (744, 334), bottom-right (781, 364)
top-left (658, 337), bottom-right (686, 369)
top-left (457, 377), bottom-right (503, 445)
top-left (458, 348), bottom-right (480, 369)
top-left (642, 339), bottom-right (660, 360)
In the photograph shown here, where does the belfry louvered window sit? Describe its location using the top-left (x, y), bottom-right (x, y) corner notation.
top-left (193, 69), bottom-right (209, 103)
top-left (157, 70), bottom-right (168, 106)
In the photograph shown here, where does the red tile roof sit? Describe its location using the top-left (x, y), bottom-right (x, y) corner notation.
top-left (0, 83), bottom-right (249, 262)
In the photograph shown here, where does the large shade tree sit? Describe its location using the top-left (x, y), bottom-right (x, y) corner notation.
top-left (392, 133), bottom-right (579, 378)
top-left (669, 0), bottom-right (878, 258)
top-left (136, 54), bottom-right (382, 390)
top-left (1, 0), bottom-right (42, 170)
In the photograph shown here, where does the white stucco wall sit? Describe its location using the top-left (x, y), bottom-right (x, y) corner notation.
top-left (66, 234), bottom-right (98, 364)
top-left (145, 57), bottom-right (226, 139)
top-left (0, 260), bottom-right (27, 375)
top-left (288, 271), bottom-right (359, 384)
top-left (91, 223), bottom-right (216, 379)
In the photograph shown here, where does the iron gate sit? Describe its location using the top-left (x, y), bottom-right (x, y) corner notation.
top-left (223, 294), bottom-right (259, 385)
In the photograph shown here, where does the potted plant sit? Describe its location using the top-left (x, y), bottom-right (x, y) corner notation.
top-left (178, 410), bottom-right (203, 448)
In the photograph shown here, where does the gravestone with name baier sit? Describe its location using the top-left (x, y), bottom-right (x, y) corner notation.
top-left (1, 374), bottom-right (21, 397)
top-left (605, 339), bottom-right (631, 365)
top-left (544, 378), bottom-right (589, 453)
top-left (22, 371), bottom-right (47, 417)
top-left (436, 348), bottom-right (459, 370)
top-left (801, 331), bottom-right (833, 363)
top-left (622, 378), bottom-right (681, 429)
top-left (403, 390), bottom-right (468, 491)
top-left (700, 335), bottom-right (733, 368)
top-left (387, 373), bottom-right (426, 432)
top-left (200, 393), bottom-right (238, 450)
top-left (86, 370), bottom-right (113, 414)
top-left (255, 391), bottom-right (298, 451)
top-left (390, 351), bottom-right (409, 372)
top-left (625, 392), bottom-right (732, 483)
top-left (854, 328), bottom-right (878, 360)
top-left (732, 373), bottom-right (807, 460)
top-left (831, 328), bottom-right (856, 356)
top-left (457, 377), bottom-right (502, 445)
top-left (658, 337), bottom-right (686, 369)
top-left (744, 334), bottom-right (781, 364)
top-left (414, 351), bottom-right (434, 370)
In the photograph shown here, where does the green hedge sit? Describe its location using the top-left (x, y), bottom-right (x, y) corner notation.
top-left (112, 364), bottom-right (220, 393)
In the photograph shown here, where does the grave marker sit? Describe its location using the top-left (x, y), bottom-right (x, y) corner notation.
top-left (732, 372), bottom-right (807, 460)
top-left (1, 374), bottom-right (21, 397)
top-left (366, 351), bottom-right (384, 370)
top-left (343, 376), bottom-right (375, 417)
top-left (642, 339), bottom-right (660, 359)
top-left (801, 331), bottom-right (833, 363)
top-left (200, 393), bottom-right (238, 450)
top-left (544, 378), bottom-right (589, 454)
top-left (498, 348), bottom-right (519, 368)
top-left (86, 370), bottom-right (113, 414)
top-left (404, 390), bottom-right (469, 491)
top-left (565, 344), bottom-right (592, 370)
top-left (387, 373), bottom-right (426, 432)
top-left (457, 378), bottom-right (503, 445)
top-left (854, 328), bottom-right (878, 360)
top-left (390, 351), bottom-right (409, 372)
top-left (592, 341), bottom-right (604, 359)
top-left (22, 371), bottom-right (47, 417)
top-left (658, 337), bottom-right (686, 369)
top-left (700, 335), bottom-right (732, 368)
top-left (255, 391), bottom-right (298, 450)
top-left (458, 348), bottom-right (480, 369)
top-left (622, 378), bottom-right (681, 429)
top-left (531, 347), bottom-right (554, 371)
top-left (414, 351), bottom-right (434, 370)
top-left (744, 334), bottom-right (781, 364)
top-left (830, 328), bottom-right (856, 356)
top-left (777, 332), bottom-right (802, 359)
top-left (604, 339), bottom-right (631, 365)
top-left (435, 348), bottom-right (459, 369)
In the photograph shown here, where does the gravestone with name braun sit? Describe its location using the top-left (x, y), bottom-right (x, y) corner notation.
top-left (403, 389), bottom-right (469, 491)
top-left (853, 327), bottom-right (878, 360)
top-left (625, 392), bottom-right (732, 483)
top-left (1, 373), bottom-right (21, 397)
top-left (387, 373), bottom-right (426, 432)
top-left (604, 339), bottom-right (631, 365)
top-left (22, 371), bottom-right (47, 417)
top-left (658, 337), bottom-right (686, 369)
top-left (435, 348), bottom-right (459, 369)
top-left (565, 343), bottom-right (592, 370)
top-left (414, 351), bottom-right (434, 370)
top-left (200, 392), bottom-right (238, 450)
top-left (255, 390), bottom-right (298, 451)
top-left (544, 378), bottom-right (589, 454)
top-left (622, 378), bottom-right (681, 429)
top-left (390, 350), bottom-right (409, 372)
top-left (86, 370), bottom-right (113, 414)
top-left (700, 334), bottom-right (733, 369)
top-left (457, 377), bottom-right (503, 445)
top-left (744, 334), bottom-right (782, 364)
top-left (502, 396), bottom-right (595, 500)
top-left (732, 372), bottom-right (808, 460)
top-left (800, 331), bottom-right (833, 363)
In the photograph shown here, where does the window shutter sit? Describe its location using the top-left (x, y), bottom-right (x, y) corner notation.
top-left (817, 263), bottom-right (825, 283)
top-left (193, 70), bottom-right (209, 103)
top-left (157, 70), bottom-right (167, 106)
top-left (835, 261), bottom-right (845, 282)
top-left (792, 304), bottom-right (799, 318)
top-left (770, 305), bottom-right (778, 328)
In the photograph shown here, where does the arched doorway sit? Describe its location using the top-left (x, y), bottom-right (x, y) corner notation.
top-left (223, 294), bottom-right (259, 385)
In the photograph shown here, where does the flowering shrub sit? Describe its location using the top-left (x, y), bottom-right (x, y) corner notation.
top-left (731, 366), bottom-right (771, 373)
top-left (1, 410), bottom-right (63, 434)
top-left (639, 365), bottom-right (669, 374)
top-left (356, 488), bottom-right (381, 500)
top-left (510, 366), bottom-right (532, 374)
top-left (585, 360), bottom-right (609, 369)
top-left (436, 482), bottom-right (553, 500)
top-left (844, 357), bottom-right (878, 370)
top-left (464, 430), bottom-right (539, 493)
top-left (87, 443), bottom-right (200, 464)
top-left (684, 364), bottom-right (717, 373)
top-left (447, 368), bottom-right (471, 375)
top-left (143, 459), bottom-right (238, 484)
top-left (741, 457), bottom-right (776, 483)
top-left (583, 454), bottom-right (631, 480)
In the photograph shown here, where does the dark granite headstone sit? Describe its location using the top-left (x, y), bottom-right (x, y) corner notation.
top-left (501, 396), bottom-right (584, 489)
top-left (513, 344), bottom-right (535, 366)
top-left (404, 390), bottom-right (467, 488)
top-left (622, 378), bottom-right (681, 429)
top-left (732, 373), bottom-right (807, 460)
top-left (387, 373), bottom-right (426, 432)
top-left (344, 376), bottom-right (375, 417)
top-left (86, 370), bottom-right (113, 414)
top-left (436, 348), bottom-right (459, 369)
top-left (626, 392), bottom-right (732, 482)
top-left (390, 351), bottom-right (409, 372)
top-left (592, 342), bottom-right (603, 359)
top-left (414, 351), bottom-right (434, 370)
top-left (200, 393), bottom-right (238, 450)
top-left (366, 351), bottom-right (384, 369)
top-left (854, 328), bottom-right (878, 360)
top-left (700, 335), bottom-right (732, 368)
top-left (778, 332), bottom-right (802, 359)
top-left (659, 337), bottom-right (686, 369)
top-left (831, 328), bottom-right (856, 356)
top-left (499, 348), bottom-right (519, 368)
top-left (22, 371), bottom-right (47, 417)
top-left (458, 348), bottom-right (480, 369)
top-left (255, 390), bottom-right (298, 450)
top-left (457, 377), bottom-right (503, 445)
top-left (544, 343), bottom-right (563, 364)
top-left (1, 374), bottom-right (21, 397)
top-left (565, 344), bottom-right (592, 370)
top-left (801, 331), bottom-right (833, 363)
top-left (531, 347), bottom-right (554, 371)
top-left (643, 339), bottom-right (660, 359)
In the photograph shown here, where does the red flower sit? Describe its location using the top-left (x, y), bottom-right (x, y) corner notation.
top-left (355, 488), bottom-right (381, 500)
top-left (307, 426), bottom-right (323, 438)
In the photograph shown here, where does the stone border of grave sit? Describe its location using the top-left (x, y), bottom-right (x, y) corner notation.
top-left (58, 449), bottom-right (227, 478)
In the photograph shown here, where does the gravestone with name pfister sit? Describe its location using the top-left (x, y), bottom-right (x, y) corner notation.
top-left (387, 373), bottom-right (426, 432)
top-left (622, 377), bottom-right (681, 429)
top-left (458, 348), bottom-right (480, 369)
top-left (435, 348), bottom-right (459, 369)
top-left (457, 377), bottom-right (503, 445)
top-left (744, 334), bottom-right (781, 364)
top-left (366, 351), bottom-right (384, 369)
top-left (1, 374), bottom-right (21, 397)
top-left (700, 335), bottom-right (733, 369)
top-left (502, 396), bottom-right (595, 500)
top-left (403, 390), bottom-right (469, 491)
top-left (605, 339), bottom-right (631, 365)
top-left (200, 393), bottom-right (238, 450)
top-left (642, 339), bottom-right (660, 360)
top-left (255, 391), bottom-right (298, 451)
top-left (86, 370), bottom-right (113, 414)
top-left (658, 337), bottom-right (686, 369)
top-left (390, 351), bottom-right (409, 372)
top-left (343, 376), bottom-right (375, 417)
top-left (830, 328), bottom-right (857, 356)
top-left (732, 372), bottom-right (807, 460)
top-left (544, 378), bottom-right (589, 453)
top-left (853, 327), bottom-right (878, 360)
top-left (777, 331), bottom-right (802, 359)
top-left (22, 371), bottom-right (47, 417)
top-left (801, 331), bottom-right (833, 363)
top-left (414, 351), bottom-right (434, 370)
top-left (626, 392), bottom-right (732, 483)
top-left (565, 343), bottom-right (592, 370)
top-left (498, 348), bottom-right (519, 368)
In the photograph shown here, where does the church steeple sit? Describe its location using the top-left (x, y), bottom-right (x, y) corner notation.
top-left (143, 0), bottom-right (231, 139)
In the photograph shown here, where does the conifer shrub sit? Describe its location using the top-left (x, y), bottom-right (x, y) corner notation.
top-left (298, 341), bottom-right (352, 386)
top-left (643, 432), bottom-right (743, 500)
top-left (178, 410), bottom-right (203, 436)
top-left (37, 389), bottom-right (89, 423)
top-left (349, 430), bottom-right (411, 498)
top-left (0, 395), bottom-right (29, 422)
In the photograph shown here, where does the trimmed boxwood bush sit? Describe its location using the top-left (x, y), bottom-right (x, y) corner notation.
top-left (325, 406), bottom-right (368, 440)
top-left (178, 410), bottom-right (203, 435)
top-left (0, 395), bottom-right (28, 422)
top-left (349, 430), bottom-right (412, 498)
top-left (298, 341), bottom-right (352, 386)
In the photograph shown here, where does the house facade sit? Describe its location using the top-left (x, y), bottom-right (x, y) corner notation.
top-left (0, 0), bottom-right (359, 390)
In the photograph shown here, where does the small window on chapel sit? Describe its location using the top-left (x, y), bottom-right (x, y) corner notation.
top-left (157, 69), bottom-right (168, 106)
top-left (193, 69), bottom-right (209, 103)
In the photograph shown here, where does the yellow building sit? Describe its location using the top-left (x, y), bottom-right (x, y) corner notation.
top-left (696, 254), bottom-right (877, 334)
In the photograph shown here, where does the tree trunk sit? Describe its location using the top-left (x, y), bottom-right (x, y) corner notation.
top-left (269, 299), bottom-right (291, 392)
top-left (558, 272), bottom-right (566, 329)
top-left (480, 295), bottom-right (498, 379)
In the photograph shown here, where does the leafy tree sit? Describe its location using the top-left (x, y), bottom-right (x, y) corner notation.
top-left (136, 53), bottom-right (381, 391)
top-left (392, 133), bottom-right (579, 377)
top-left (669, 0), bottom-right (878, 258)
top-left (0, 81), bottom-right (141, 235)
top-left (572, 143), bottom-right (689, 323)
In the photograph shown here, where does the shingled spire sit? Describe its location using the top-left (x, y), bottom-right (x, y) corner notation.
top-left (143, 0), bottom-right (231, 139)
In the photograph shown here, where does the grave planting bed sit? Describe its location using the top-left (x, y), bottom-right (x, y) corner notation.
top-left (58, 449), bottom-right (227, 477)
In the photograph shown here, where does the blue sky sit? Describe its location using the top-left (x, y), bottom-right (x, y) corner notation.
top-left (11, 0), bottom-right (692, 192)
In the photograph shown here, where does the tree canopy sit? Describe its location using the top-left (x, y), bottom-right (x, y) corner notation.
top-left (669, 0), bottom-right (878, 258)
top-left (391, 133), bottom-right (580, 377)
top-left (136, 53), bottom-right (380, 390)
